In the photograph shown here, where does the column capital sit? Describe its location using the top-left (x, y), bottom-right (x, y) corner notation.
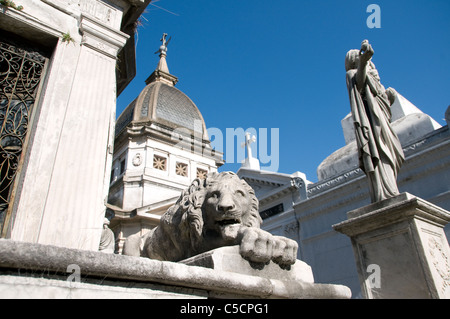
top-left (79, 14), bottom-right (129, 59)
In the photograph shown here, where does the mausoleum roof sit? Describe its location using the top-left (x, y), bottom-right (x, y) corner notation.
top-left (115, 35), bottom-right (208, 140)
top-left (116, 81), bottom-right (207, 137)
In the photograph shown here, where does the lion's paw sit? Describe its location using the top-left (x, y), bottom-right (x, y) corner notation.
top-left (272, 236), bottom-right (298, 269)
top-left (238, 228), bottom-right (298, 269)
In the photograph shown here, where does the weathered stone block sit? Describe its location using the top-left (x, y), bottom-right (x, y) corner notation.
top-left (334, 193), bottom-right (450, 298)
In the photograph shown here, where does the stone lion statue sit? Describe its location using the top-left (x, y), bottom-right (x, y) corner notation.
top-left (123, 171), bottom-right (298, 269)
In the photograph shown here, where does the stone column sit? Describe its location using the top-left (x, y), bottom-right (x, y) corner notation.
top-left (333, 193), bottom-right (450, 299)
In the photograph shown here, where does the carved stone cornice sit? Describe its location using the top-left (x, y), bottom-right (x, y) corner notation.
top-left (307, 168), bottom-right (364, 198)
top-left (41, 0), bottom-right (126, 29)
top-left (79, 14), bottom-right (129, 59)
top-left (41, 0), bottom-right (150, 94)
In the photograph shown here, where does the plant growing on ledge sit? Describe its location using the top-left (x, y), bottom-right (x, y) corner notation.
top-left (61, 32), bottom-right (75, 45)
top-left (0, 0), bottom-right (24, 10)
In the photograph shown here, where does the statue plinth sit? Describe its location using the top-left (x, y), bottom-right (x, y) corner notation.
top-left (180, 245), bottom-right (314, 282)
top-left (333, 193), bottom-right (450, 299)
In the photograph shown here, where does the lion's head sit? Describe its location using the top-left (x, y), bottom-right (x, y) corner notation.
top-left (162, 171), bottom-right (261, 259)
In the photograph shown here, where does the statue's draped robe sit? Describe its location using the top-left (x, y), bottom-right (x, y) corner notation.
top-left (346, 69), bottom-right (405, 202)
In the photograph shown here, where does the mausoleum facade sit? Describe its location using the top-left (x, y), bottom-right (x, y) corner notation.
top-left (0, 0), bottom-right (150, 251)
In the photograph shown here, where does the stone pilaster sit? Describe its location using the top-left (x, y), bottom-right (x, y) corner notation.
top-left (35, 19), bottom-right (128, 250)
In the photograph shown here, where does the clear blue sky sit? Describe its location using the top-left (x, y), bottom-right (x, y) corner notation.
top-left (117, 0), bottom-right (450, 182)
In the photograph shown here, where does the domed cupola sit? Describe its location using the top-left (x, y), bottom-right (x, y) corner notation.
top-left (116, 33), bottom-right (208, 141)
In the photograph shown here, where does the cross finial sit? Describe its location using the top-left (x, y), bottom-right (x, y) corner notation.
top-left (146, 33), bottom-right (178, 86)
top-left (155, 33), bottom-right (171, 56)
top-left (242, 132), bottom-right (257, 159)
top-left (240, 132), bottom-right (260, 170)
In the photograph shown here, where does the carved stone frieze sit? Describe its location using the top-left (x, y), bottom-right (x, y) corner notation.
top-left (132, 153), bottom-right (142, 167)
top-left (284, 221), bottom-right (300, 237)
top-left (428, 236), bottom-right (450, 295)
top-left (42, 0), bottom-right (124, 29)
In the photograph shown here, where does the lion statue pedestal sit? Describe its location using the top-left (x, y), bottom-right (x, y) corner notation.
top-left (180, 245), bottom-right (315, 283)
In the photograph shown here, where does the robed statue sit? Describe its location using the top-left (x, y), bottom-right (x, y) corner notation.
top-left (345, 40), bottom-right (405, 203)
